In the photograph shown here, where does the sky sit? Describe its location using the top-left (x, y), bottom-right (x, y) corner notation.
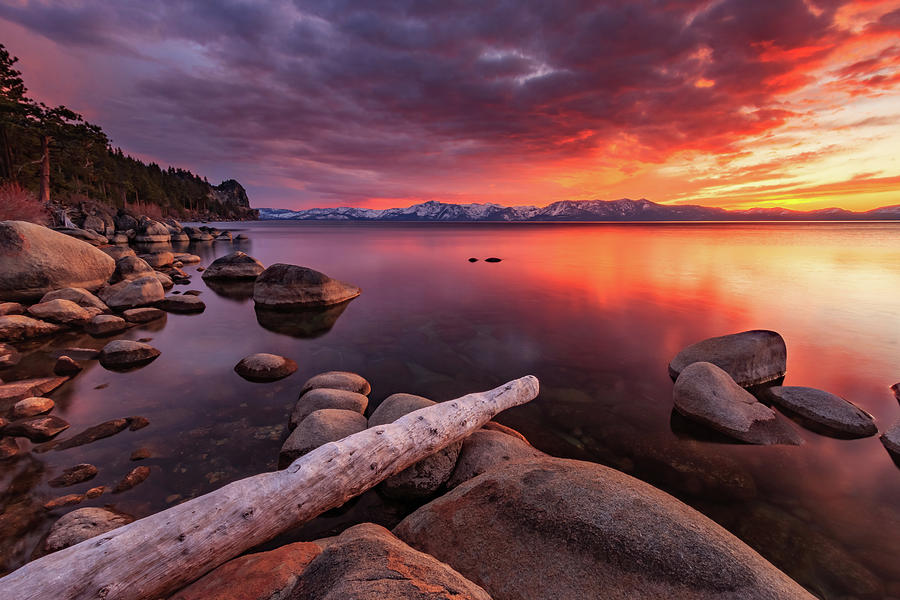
top-left (1, 0), bottom-right (899, 211)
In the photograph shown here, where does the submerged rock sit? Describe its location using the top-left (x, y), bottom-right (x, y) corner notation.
top-left (673, 362), bottom-right (802, 445)
top-left (0, 315), bottom-right (64, 342)
top-left (43, 493), bottom-right (85, 511)
top-left (85, 314), bottom-right (127, 336)
top-left (0, 376), bottom-right (67, 404)
top-left (766, 386), bottom-right (877, 438)
top-left (157, 295), bottom-right (206, 314)
top-left (254, 302), bottom-right (351, 338)
top-left (234, 353), bottom-right (297, 382)
top-left (11, 396), bottom-right (55, 418)
top-left (446, 429), bottom-right (546, 489)
top-left (0, 221), bottom-right (115, 301)
top-left (669, 330), bottom-right (787, 387)
top-left (294, 523), bottom-right (491, 600)
top-left (123, 307), bottom-right (166, 323)
top-left (43, 507), bottom-right (132, 553)
top-left (394, 457), bottom-right (814, 600)
top-left (40, 287), bottom-right (108, 312)
top-left (48, 463), bottom-right (98, 488)
top-left (299, 371), bottom-right (371, 397)
top-left (4, 415), bottom-right (70, 442)
top-left (278, 409), bottom-right (367, 468)
top-left (253, 263), bottom-right (361, 309)
top-left (114, 466), bottom-right (151, 492)
top-left (201, 251), bottom-right (265, 280)
top-left (51, 418), bottom-right (130, 451)
top-left (99, 275), bottom-right (165, 310)
top-left (289, 388), bottom-right (368, 431)
top-left (53, 356), bottom-right (83, 377)
top-left (368, 393), bottom-right (462, 499)
top-left (99, 340), bottom-right (161, 370)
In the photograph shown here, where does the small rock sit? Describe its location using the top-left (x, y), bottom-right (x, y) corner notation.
top-left (174, 253), bottom-right (201, 264)
top-left (0, 376), bottom-right (67, 404)
top-left (289, 388), bottom-right (368, 431)
top-left (0, 342), bottom-right (21, 368)
top-left (673, 362), bottom-right (802, 445)
top-left (114, 466), bottom-right (151, 492)
top-left (201, 251), bottom-right (265, 280)
top-left (11, 396), bottom-right (55, 418)
top-left (182, 290), bottom-right (202, 296)
top-left (253, 263), bottom-right (361, 309)
top-left (127, 415), bottom-right (150, 431)
top-left (4, 415), bottom-right (70, 442)
top-left (157, 295), bottom-right (206, 314)
top-left (130, 448), bottom-right (152, 461)
top-left (43, 507), bottom-right (132, 552)
top-left (484, 257), bottom-right (502, 262)
top-left (881, 420), bottom-right (900, 459)
top-left (154, 270), bottom-right (175, 290)
top-left (669, 330), bottom-right (787, 387)
top-left (137, 251), bottom-right (174, 268)
top-left (766, 386), bottom-right (877, 438)
top-left (468, 257), bottom-right (478, 262)
top-left (122, 307), bottom-right (166, 323)
top-left (27, 298), bottom-right (92, 326)
top-left (196, 266), bottom-right (205, 272)
top-left (234, 353), bottom-right (297, 382)
top-left (447, 430), bottom-right (546, 488)
top-left (39, 287), bottom-right (108, 312)
top-left (0, 437), bottom-right (19, 459)
top-left (85, 486), bottom-right (105, 498)
top-left (299, 371), bottom-right (371, 397)
top-left (99, 340), bottom-right (160, 370)
top-left (85, 314), bottom-right (128, 336)
top-left (278, 409), bottom-right (367, 468)
top-left (0, 315), bottom-right (64, 342)
top-left (43, 494), bottom-right (85, 511)
top-left (48, 463), bottom-right (98, 488)
top-left (54, 355), bottom-right (82, 377)
top-left (0, 302), bottom-right (25, 316)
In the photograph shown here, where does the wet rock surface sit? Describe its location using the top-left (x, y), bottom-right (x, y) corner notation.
top-left (48, 418), bottom-right (131, 451)
top-left (53, 355), bottom-right (82, 377)
top-left (881, 420), bottom-right (900, 459)
top-left (0, 342), bottom-right (20, 368)
top-left (99, 340), bottom-right (161, 369)
top-left (11, 396), bottom-right (55, 419)
top-left (669, 330), bottom-right (788, 387)
top-left (766, 386), bottom-right (878, 438)
top-left (234, 353), bottom-right (297, 382)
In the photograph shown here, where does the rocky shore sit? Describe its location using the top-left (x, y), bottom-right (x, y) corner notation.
top-left (1, 217), bottom-right (897, 599)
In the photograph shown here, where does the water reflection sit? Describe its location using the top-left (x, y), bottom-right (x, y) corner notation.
top-left (254, 301), bottom-right (354, 339)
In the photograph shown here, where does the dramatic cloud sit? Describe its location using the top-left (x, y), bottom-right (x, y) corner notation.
top-left (1, 0), bottom-right (898, 209)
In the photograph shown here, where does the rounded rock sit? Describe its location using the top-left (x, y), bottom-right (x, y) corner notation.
top-left (12, 396), bottom-right (55, 419)
top-left (766, 386), bottom-right (877, 438)
top-left (98, 276), bottom-right (165, 310)
top-left (289, 388), bottom-right (368, 431)
top-left (669, 330), bottom-right (787, 387)
top-left (27, 299), bottom-right (92, 326)
top-left (85, 314), bottom-right (127, 336)
top-left (99, 340), bottom-right (160, 370)
top-left (201, 251), bottom-right (265, 280)
top-left (253, 263), bottom-right (361, 309)
top-left (234, 353), bottom-right (298, 382)
top-left (278, 409), bottom-right (367, 469)
top-left (299, 371), bottom-right (371, 397)
top-left (43, 507), bottom-right (133, 553)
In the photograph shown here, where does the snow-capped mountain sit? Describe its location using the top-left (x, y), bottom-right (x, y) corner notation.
top-left (258, 199), bottom-right (900, 222)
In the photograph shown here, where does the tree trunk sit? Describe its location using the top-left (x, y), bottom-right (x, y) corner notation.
top-left (39, 135), bottom-right (50, 204)
top-left (0, 376), bottom-right (540, 600)
top-left (0, 125), bottom-right (12, 180)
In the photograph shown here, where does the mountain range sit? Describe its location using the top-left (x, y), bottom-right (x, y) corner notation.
top-left (258, 198), bottom-right (900, 222)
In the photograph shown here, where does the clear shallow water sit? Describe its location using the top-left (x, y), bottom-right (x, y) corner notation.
top-left (2, 221), bottom-right (899, 597)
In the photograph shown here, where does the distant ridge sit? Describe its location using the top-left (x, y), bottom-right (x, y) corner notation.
top-left (259, 198), bottom-right (900, 222)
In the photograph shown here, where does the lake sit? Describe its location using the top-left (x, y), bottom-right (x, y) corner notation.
top-left (2, 220), bottom-right (899, 597)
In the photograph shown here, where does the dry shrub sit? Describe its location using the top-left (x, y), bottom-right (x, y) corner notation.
top-left (126, 200), bottom-right (167, 221)
top-left (0, 182), bottom-right (49, 224)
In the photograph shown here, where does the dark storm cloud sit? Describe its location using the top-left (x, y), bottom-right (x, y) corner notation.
top-left (0, 0), bottom-right (884, 206)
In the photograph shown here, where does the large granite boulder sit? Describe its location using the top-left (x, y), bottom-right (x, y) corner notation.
top-left (368, 394), bottom-right (462, 499)
top-left (278, 409), bottom-right (367, 468)
top-left (0, 315), bottom-right (64, 342)
top-left (170, 541), bottom-right (323, 600)
top-left (40, 287), bottom-right (108, 312)
top-left (669, 330), bottom-right (787, 387)
top-left (289, 388), bottom-right (368, 431)
top-left (133, 218), bottom-right (171, 243)
top-left (0, 221), bottom-right (115, 301)
top-left (99, 340), bottom-right (160, 370)
top-left (446, 429), bottom-right (545, 489)
top-left (293, 523), bottom-right (491, 600)
top-left (394, 457), bottom-right (814, 600)
top-left (27, 299), bottom-right (92, 326)
top-left (99, 276), bottom-right (165, 310)
top-left (234, 353), bottom-right (297, 382)
top-left (43, 507), bottom-right (132, 553)
top-left (202, 251), bottom-right (265, 280)
top-left (299, 371), bottom-right (371, 397)
top-left (253, 264), bottom-right (361, 309)
top-left (766, 386), bottom-right (877, 438)
top-left (111, 255), bottom-right (156, 283)
top-left (673, 362), bottom-right (802, 445)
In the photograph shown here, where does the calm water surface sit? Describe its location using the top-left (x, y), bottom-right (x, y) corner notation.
top-left (2, 221), bottom-right (899, 597)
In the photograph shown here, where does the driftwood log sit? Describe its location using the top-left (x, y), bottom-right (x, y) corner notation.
top-left (0, 375), bottom-right (539, 600)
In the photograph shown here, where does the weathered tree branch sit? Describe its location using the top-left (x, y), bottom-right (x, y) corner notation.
top-left (0, 376), bottom-right (540, 600)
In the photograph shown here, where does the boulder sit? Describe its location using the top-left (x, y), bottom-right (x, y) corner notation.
top-left (215, 231), bottom-right (233, 242)
top-left (766, 386), bottom-right (877, 438)
top-left (40, 287), bottom-right (108, 312)
top-left (4, 415), bottom-right (70, 442)
top-left (185, 227), bottom-right (213, 242)
top-left (669, 330), bottom-right (787, 387)
top-left (98, 276), bottom-right (165, 310)
top-left (253, 263), bottom-right (361, 309)
top-left (109, 233), bottom-right (129, 244)
top-left (881, 420), bottom-right (900, 459)
top-left (0, 342), bottom-right (21, 368)
top-left (133, 218), bottom-right (171, 243)
top-left (0, 301), bottom-right (24, 316)
top-left (154, 271), bottom-right (175, 290)
top-left (48, 463), bottom-right (98, 488)
top-left (82, 215), bottom-right (106, 235)
top-left (99, 340), bottom-right (160, 370)
top-left (55, 347), bottom-right (99, 360)
top-left (0, 315), bottom-right (65, 342)
top-left (111, 255), bottom-right (155, 283)
top-left (201, 251), bottom-right (265, 280)
top-left (11, 396), bottom-right (55, 418)
top-left (289, 388), bottom-right (368, 431)
top-left (173, 253), bottom-right (201, 264)
top-left (170, 542), bottom-right (323, 600)
top-left (234, 353), bottom-right (297, 382)
top-left (114, 212), bottom-right (138, 232)
top-left (114, 465), bottom-right (151, 492)
top-left (123, 307), bottom-right (166, 323)
top-left (54, 227), bottom-right (108, 246)
top-left (293, 523), bottom-right (491, 600)
top-left (368, 393), bottom-right (463, 498)
top-left (53, 356), bottom-right (82, 376)
top-left (299, 371), bottom-right (371, 397)
top-left (278, 409), bottom-right (367, 469)
top-left (27, 299), bottom-right (92, 326)
top-left (85, 314), bottom-right (127, 336)
top-left (0, 376), bottom-right (67, 404)
top-left (127, 415), bottom-right (150, 431)
top-left (100, 246), bottom-right (136, 261)
top-left (157, 295), bottom-right (206, 314)
top-left (138, 251), bottom-right (175, 268)
top-left (43, 507), bottom-right (132, 553)
top-left (0, 221), bottom-right (115, 301)
top-left (395, 457), bottom-right (814, 600)
top-left (673, 362), bottom-right (802, 445)
top-left (446, 429), bottom-right (546, 489)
